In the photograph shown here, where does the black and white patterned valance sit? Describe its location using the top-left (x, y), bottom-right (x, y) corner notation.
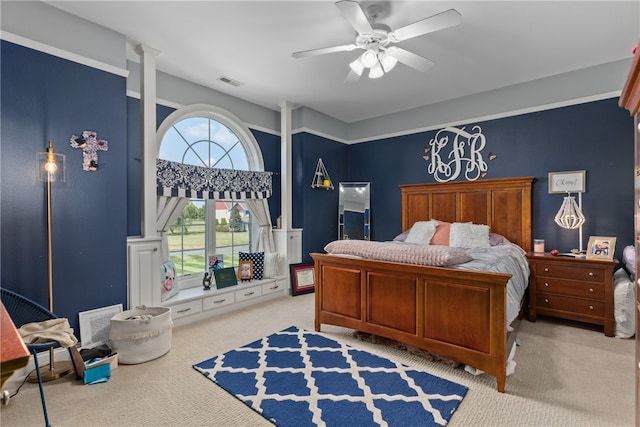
top-left (157, 159), bottom-right (272, 200)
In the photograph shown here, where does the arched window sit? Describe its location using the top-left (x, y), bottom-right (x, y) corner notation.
top-left (157, 105), bottom-right (265, 285)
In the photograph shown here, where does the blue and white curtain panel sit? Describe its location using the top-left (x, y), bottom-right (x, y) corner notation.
top-left (156, 159), bottom-right (272, 200)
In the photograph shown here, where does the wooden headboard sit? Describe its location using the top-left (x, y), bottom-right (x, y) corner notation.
top-left (400, 177), bottom-right (534, 251)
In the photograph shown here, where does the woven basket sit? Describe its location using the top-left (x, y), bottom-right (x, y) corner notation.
top-left (109, 306), bottom-right (172, 364)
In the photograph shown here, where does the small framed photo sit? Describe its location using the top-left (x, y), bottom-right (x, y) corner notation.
top-left (237, 259), bottom-right (253, 281)
top-left (586, 236), bottom-right (617, 260)
top-left (290, 262), bottom-right (315, 296)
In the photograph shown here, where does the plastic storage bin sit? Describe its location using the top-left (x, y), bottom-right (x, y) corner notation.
top-left (109, 305), bottom-right (172, 364)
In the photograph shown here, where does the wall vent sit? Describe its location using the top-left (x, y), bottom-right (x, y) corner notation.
top-left (218, 76), bottom-right (243, 87)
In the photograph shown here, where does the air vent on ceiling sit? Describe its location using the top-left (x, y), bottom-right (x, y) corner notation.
top-left (217, 76), bottom-right (243, 87)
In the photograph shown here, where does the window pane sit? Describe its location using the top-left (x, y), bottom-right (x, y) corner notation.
top-left (159, 112), bottom-right (254, 285)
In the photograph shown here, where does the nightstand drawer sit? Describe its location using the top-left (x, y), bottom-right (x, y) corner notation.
top-left (535, 277), bottom-right (604, 299)
top-left (535, 263), bottom-right (605, 283)
top-left (536, 294), bottom-right (604, 317)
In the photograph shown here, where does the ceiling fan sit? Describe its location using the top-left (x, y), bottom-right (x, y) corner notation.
top-left (292, 0), bottom-right (461, 82)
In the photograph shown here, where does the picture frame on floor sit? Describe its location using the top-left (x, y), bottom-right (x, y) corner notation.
top-left (290, 262), bottom-right (315, 296)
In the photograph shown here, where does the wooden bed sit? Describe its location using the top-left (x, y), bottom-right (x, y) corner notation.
top-left (311, 176), bottom-right (533, 392)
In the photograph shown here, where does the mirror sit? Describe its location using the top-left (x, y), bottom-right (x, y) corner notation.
top-left (338, 182), bottom-right (370, 240)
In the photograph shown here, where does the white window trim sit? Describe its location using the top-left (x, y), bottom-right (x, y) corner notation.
top-left (156, 104), bottom-right (265, 289)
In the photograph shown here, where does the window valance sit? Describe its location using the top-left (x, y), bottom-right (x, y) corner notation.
top-left (156, 159), bottom-right (272, 200)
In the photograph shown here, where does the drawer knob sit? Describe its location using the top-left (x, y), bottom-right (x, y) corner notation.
top-left (244, 291), bottom-right (255, 297)
top-left (588, 272), bottom-right (594, 277)
top-left (544, 282), bottom-right (549, 287)
top-left (544, 298), bottom-right (549, 303)
top-left (177, 307), bottom-right (192, 314)
top-left (214, 299), bottom-right (226, 304)
top-left (589, 305), bottom-right (594, 310)
top-left (589, 288), bottom-right (594, 293)
top-left (544, 268), bottom-right (549, 272)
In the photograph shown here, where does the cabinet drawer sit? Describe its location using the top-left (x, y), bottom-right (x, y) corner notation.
top-left (535, 277), bottom-right (604, 299)
top-left (203, 294), bottom-right (234, 311)
top-left (535, 263), bottom-right (605, 283)
top-left (235, 286), bottom-right (262, 302)
top-left (262, 280), bottom-right (284, 296)
top-left (536, 293), bottom-right (604, 317)
top-left (170, 300), bottom-right (202, 319)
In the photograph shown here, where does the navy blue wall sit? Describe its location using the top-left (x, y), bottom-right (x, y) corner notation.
top-left (1, 41), bottom-right (128, 332)
top-left (292, 133), bottom-right (348, 263)
top-left (346, 98), bottom-right (634, 261)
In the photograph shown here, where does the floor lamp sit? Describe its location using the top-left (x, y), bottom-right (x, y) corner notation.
top-left (33, 140), bottom-right (74, 382)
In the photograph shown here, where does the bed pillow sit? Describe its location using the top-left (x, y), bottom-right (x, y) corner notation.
top-left (449, 223), bottom-right (491, 248)
top-left (239, 252), bottom-right (265, 280)
top-left (430, 220), bottom-right (452, 246)
top-left (489, 233), bottom-right (511, 246)
top-left (161, 260), bottom-right (179, 301)
top-left (623, 245), bottom-right (636, 279)
top-left (393, 230), bottom-right (409, 242)
top-left (263, 252), bottom-right (280, 279)
top-left (613, 268), bottom-right (635, 338)
top-left (405, 220), bottom-right (438, 244)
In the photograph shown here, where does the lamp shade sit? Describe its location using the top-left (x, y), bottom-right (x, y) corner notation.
top-left (360, 50), bottom-right (378, 68)
top-left (554, 195), bottom-right (585, 229)
top-left (379, 52), bottom-right (398, 72)
top-left (368, 62), bottom-right (384, 79)
top-left (38, 140), bottom-right (66, 183)
top-left (349, 58), bottom-right (365, 76)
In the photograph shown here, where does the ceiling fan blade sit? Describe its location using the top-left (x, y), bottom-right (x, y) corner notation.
top-left (386, 46), bottom-right (435, 72)
top-left (335, 0), bottom-right (374, 35)
top-left (292, 44), bottom-right (357, 58)
top-left (390, 9), bottom-right (461, 42)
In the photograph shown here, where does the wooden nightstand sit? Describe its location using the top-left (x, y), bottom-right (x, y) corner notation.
top-left (526, 252), bottom-right (618, 336)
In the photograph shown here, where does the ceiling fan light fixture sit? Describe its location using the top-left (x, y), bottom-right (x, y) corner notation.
top-left (349, 58), bottom-right (364, 76)
top-left (379, 52), bottom-right (398, 72)
top-left (360, 49), bottom-right (379, 68)
top-left (368, 62), bottom-right (384, 79)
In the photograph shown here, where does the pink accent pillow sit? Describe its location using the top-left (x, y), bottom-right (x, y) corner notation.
top-left (430, 220), bottom-right (451, 246)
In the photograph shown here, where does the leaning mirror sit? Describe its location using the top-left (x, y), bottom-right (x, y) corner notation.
top-left (338, 182), bottom-right (370, 240)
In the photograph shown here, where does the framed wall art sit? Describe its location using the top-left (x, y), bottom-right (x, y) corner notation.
top-left (548, 170), bottom-right (586, 194)
top-left (290, 262), bottom-right (315, 296)
top-left (586, 236), bottom-right (616, 260)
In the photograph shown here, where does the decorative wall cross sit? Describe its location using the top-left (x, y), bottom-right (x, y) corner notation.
top-left (70, 130), bottom-right (108, 171)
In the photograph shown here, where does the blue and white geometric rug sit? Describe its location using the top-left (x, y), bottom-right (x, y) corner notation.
top-left (193, 326), bottom-right (467, 426)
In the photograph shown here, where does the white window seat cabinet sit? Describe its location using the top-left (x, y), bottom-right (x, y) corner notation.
top-left (162, 276), bottom-right (288, 326)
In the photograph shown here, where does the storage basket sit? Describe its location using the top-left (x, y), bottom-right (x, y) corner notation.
top-left (109, 305), bottom-right (172, 364)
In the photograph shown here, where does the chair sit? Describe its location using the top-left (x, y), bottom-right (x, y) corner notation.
top-left (0, 288), bottom-right (79, 427)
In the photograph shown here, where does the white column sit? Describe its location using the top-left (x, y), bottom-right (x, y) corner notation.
top-left (134, 43), bottom-right (161, 238)
top-left (280, 100), bottom-right (294, 230)
top-left (276, 101), bottom-right (302, 279)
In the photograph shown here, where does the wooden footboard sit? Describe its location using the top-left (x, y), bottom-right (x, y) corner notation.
top-left (311, 252), bottom-right (512, 392)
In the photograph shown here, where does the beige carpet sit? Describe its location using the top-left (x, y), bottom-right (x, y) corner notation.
top-left (1, 293), bottom-right (634, 427)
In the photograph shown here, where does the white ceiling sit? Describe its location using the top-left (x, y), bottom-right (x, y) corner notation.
top-left (45, 1), bottom-right (639, 123)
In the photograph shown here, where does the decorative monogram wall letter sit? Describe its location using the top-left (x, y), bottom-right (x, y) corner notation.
top-left (423, 125), bottom-right (489, 182)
